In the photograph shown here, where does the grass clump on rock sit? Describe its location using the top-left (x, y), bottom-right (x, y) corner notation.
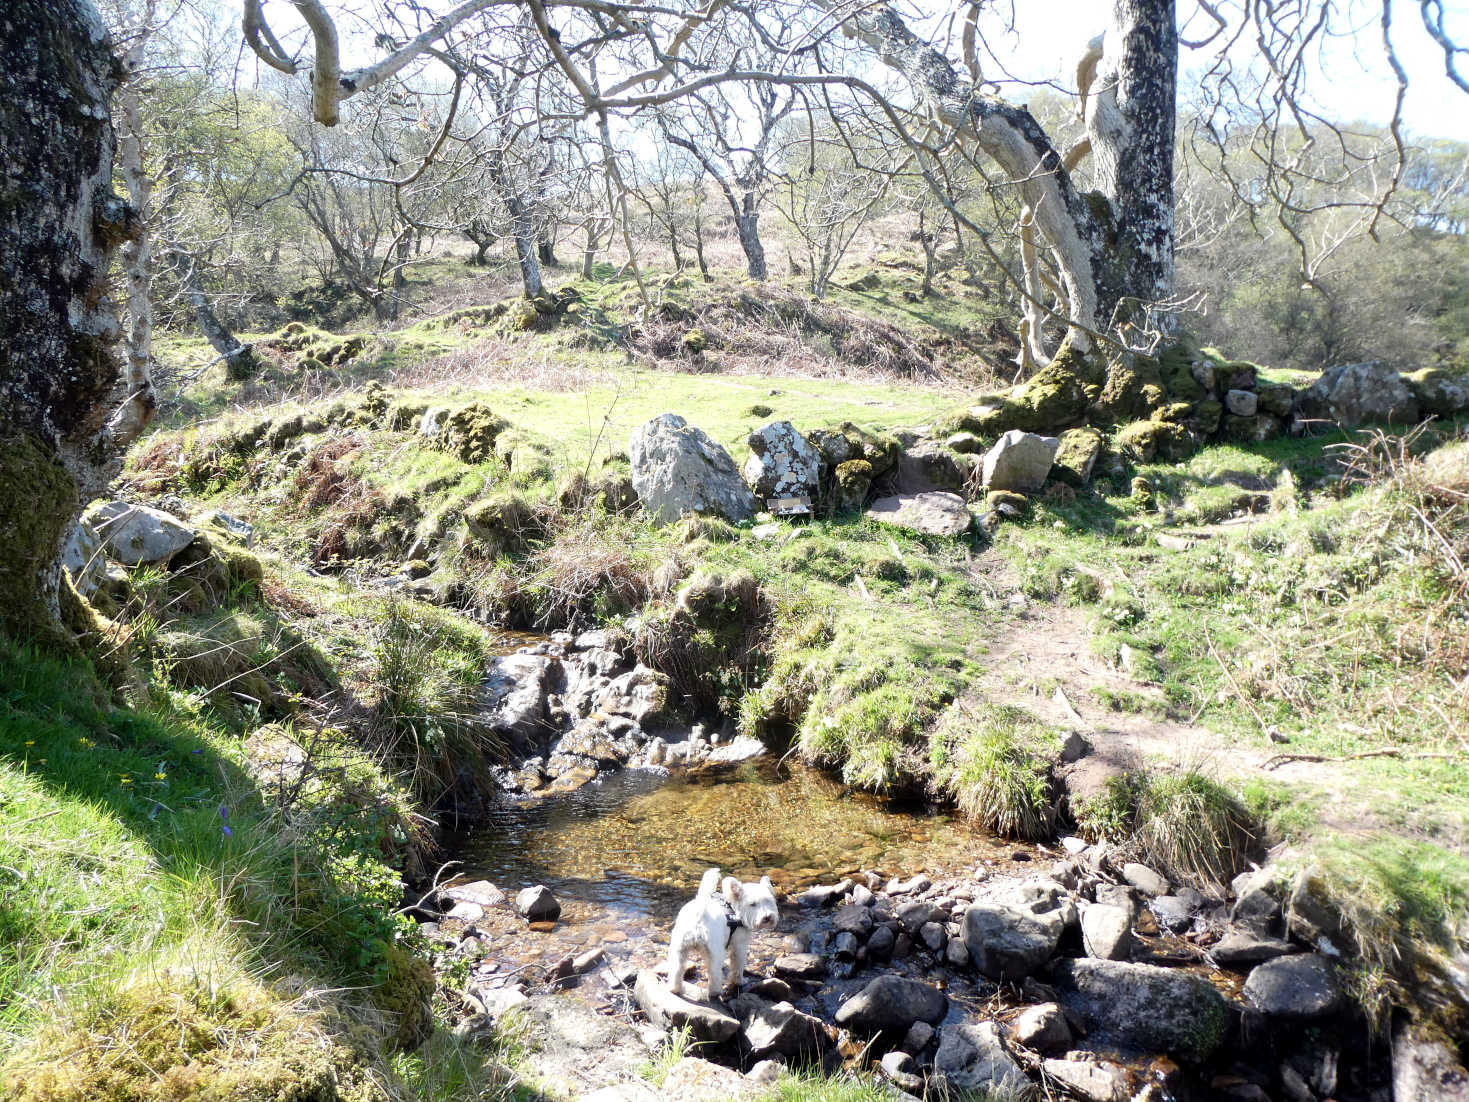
top-left (929, 703), bottom-right (1062, 840)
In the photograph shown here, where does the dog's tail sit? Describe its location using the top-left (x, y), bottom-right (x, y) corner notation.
top-left (695, 867), bottom-right (721, 898)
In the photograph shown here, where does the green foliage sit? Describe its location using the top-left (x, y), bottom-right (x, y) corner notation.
top-left (929, 705), bottom-right (1061, 839)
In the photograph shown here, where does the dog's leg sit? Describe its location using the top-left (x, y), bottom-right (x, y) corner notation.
top-left (668, 943), bottom-right (687, 997)
top-left (703, 943), bottom-right (724, 1001)
top-left (727, 928), bottom-right (751, 992)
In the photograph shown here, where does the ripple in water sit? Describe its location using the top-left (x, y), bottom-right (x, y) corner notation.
top-left (449, 757), bottom-right (1013, 925)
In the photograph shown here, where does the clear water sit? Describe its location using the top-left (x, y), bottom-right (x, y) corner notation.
top-left (450, 757), bottom-right (1017, 926)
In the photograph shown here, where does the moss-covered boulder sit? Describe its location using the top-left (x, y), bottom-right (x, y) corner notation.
top-left (1256, 383), bottom-right (1296, 418)
top-left (1092, 353), bottom-right (1166, 426)
top-left (808, 427), bottom-right (861, 466)
top-left (943, 337), bottom-right (1106, 439)
top-left (463, 492), bottom-right (537, 555)
top-left (376, 945), bottom-right (435, 1051)
top-left (838, 422), bottom-right (901, 476)
top-left (1223, 414), bottom-right (1284, 443)
top-left (986, 489), bottom-right (1029, 515)
top-left (439, 403), bottom-right (510, 464)
top-left (835, 460), bottom-right (875, 512)
top-left (1404, 368), bottom-right (1469, 418)
top-left (1190, 400), bottom-right (1224, 436)
top-left (1158, 340), bottom-right (1206, 401)
top-left (1115, 419), bottom-right (1198, 464)
top-left (1051, 427), bottom-right (1103, 487)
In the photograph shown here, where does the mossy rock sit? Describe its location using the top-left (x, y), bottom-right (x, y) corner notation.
top-left (463, 492), bottom-right (536, 555)
top-left (835, 459), bottom-right (874, 512)
top-left (1092, 353), bottom-right (1166, 426)
top-left (590, 472), bottom-right (638, 514)
top-left (808, 427), bottom-right (861, 466)
top-left (439, 403), bottom-right (510, 464)
top-left (843, 270), bottom-right (882, 291)
top-left (1191, 400), bottom-right (1224, 436)
top-left (509, 443), bottom-right (553, 482)
top-left (1115, 419), bottom-right (1198, 464)
top-left (1256, 383), bottom-right (1297, 418)
top-left (986, 489), bottom-right (1029, 515)
top-left (675, 568), bottom-right (761, 625)
top-left (403, 559), bottom-right (432, 580)
top-left (0, 435), bottom-right (78, 648)
top-left (945, 432), bottom-right (984, 454)
top-left (1153, 402), bottom-right (1193, 425)
top-left (1051, 427), bottom-right (1103, 487)
top-left (1158, 338), bottom-right (1206, 401)
top-left (946, 337), bottom-right (1106, 438)
top-left (508, 300), bottom-right (543, 331)
top-left (1222, 414), bottom-right (1285, 443)
top-left (375, 945), bottom-right (435, 1051)
top-left (385, 398), bottom-right (430, 431)
top-left (745, 403), bottom-right (774, 418)
top-left (263, 413), bottom-right (306, 450)
top-left (838, 423), bottom-right (900, 476)
top-left (681, 328), bottom-right (709, 354)
top-left (1403, 368), bottom-right (1469, 418)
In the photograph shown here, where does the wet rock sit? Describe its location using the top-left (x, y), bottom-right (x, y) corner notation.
top-left (796, 880), bottom-right (852, 907)
top-left (832, 931), bottom-right (861, 961)
top-left (834, 975), bottom-right (947, 1035)
top-left (934, 1021), bottom-right (1030, 1096)
top-left (737, 997), bottom-right (827, 1060)
top-left (849, 883), bottom-right (875, 907)
top-left (1231, 872), bottom-right (1282, 933)
top-left (629, 413), bottom-right (758, 524)
top-left (742, 421), bottom-right (822, 500)
top-left (1051, 959), bottom-right (1232, 1064)
top-left (1043, 1057), bottom-right (1129, 1102)
top-left (633, 970), bottom-right (740, 1043)
top-left (486, 654), bottom-right (553, 747)
top-left (963, 903), bottom-right (1062, 981)
top-left (879, 1051), bottom-right (924, 1093)
top-left (887, 873), bottom-right (932, 896)
top-left (445, 900), bottom-right (485, 923)
top-left (1150, 894), bottom-right (1196, 932)
top-left (1212, 927), bottom-right (1296, 967)
top-left (89, 501), bottom-right (196, 566)
top-left (865, 492), bottom-right (972, 537)
top-left (706, 736), bottom-right (766, 764)
top-left (1080, 904), bottom-right (1134, 961)
top-left (834, 904), bottom-right (875, 938)
top-left (1243, 954), bottom-right (1341, 1021)
top-left (866, 925), bottom-right (896, 958)
top-left (903, 1020), bottom-right (936, 1054)
top-left (1014, 1002), bottom-right (1072, 1053)
top-left (1121, 863), bottom-right (1169, 898)
top-left (919, 922), bottom-right (948, 954)
top-left (983, 429), bottom-right (1060, 493)
top-left (773, 953), bottom-right (827, 981)
top-left (597, 666), bottom-right (670, 727)
top-left (1092, 883), bottom-right (1139, 919)
top-left (896, 900), bottom-right (946, 935)
top-left (892, 932), bottom-right (914, 958)
top-left (515, 885), bottom-right (561, 923)
top-left (1285, 874), bottom-right (1344, 951)
top-left (745, 976), bottom-right (792, 1001)
top-left (945, 938), bottom-right (970, 968)
top-left (1296, 361), bottom-right (1420, 427)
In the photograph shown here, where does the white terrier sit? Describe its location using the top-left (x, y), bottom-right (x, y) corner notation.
top-left (667, 867), bottom-right (780, 1000)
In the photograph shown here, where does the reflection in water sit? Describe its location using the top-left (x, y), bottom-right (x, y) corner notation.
top-left (452, 758), bottom-right (1009, 925)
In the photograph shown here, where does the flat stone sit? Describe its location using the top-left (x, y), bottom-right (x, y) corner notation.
top-left (834, 975), bottom-right (947, 1034)
top-left (934, 1021), bottom-right (1029, 1095)
top-left (1225, 389), bottom-right (1258, 417)
top-left (1043, 1057), bottom-right (1130, 1102)
top-left (879, 1051), bottom-right (924, 1093)
top-left (1080, 904), bottom-right (1134, 961)
top-left (1212, 928), bottom-right (1297, 967)
top-left (1051, 958), bottom-right (1232, 1064)
top-left (833, 904), bottom-right (875, 938)
top-left (1243, 954), bottom-right (1342, 1021)
top-left (896, 900), bottom-right (946, 935)
top-left (444, 879), bottom-right (507, 908)
top-left (773, 953), bottom-right (827, 980)
top-left (633, 970), bottom-right (740, 1043)
top-left (866, 492), bottom-right (972, 537)
top-left (963, 903), bottom-right (1062, 980)
top-left (1121, 863), bottom-right (1170, 898)
top-left (446, 900), bottom-right (485, 923)
top-left (887, 873), bottom-right (931, 896)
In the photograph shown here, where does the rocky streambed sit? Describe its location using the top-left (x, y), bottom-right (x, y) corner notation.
top-left (407, 741), bottom-right (1404, 1102)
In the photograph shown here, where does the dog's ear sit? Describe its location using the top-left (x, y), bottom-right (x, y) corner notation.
top-left (760, 876), bottom-right (773, 892)
top-left (722, 876), bottom-right (742, 902)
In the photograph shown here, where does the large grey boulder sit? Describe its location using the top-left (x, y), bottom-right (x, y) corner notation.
top-left (1080, 903), bottom-right (1134, 961)
top-left (630, 414), bottom-right (757, 524)
top-left (866, 491), bottom-right (973, 537)
top-left (1242, 954), bottom-right (1341, 1021)
top-left (1296, 361), bottom-right (1420, 427)
top-left (735, 996), bottom-right (827, 1060)
top-left (1405, 368), bottom-right (1469, 418)
top-left (515, 885), bottom-right (562, 922)
top-left (833, 975), bottom-right (947, 1034)
top-left (934, 1021), bottom-right (1031, 1096)
top-left (896, 441), bottom-right (968, 493)
top-left (61, 518), bottom-right (106, 596)
top-left (88, 501), bottom-right (195, 566)
top-left (962, 903), bottom-right (1062, 980)
top-left (1393, 1021), bottom-right (1469, 1102)
top-left (1051, 958), bottom-right (1232, 1063)
top-left (982, 430), bottom-right (1059, 493)
top-left (742, 421), bottom-right (822, 500)
top-left (596, 666), bottom-right (670, 726)
top-left (1042, 1058), bottom-right (1129, 1102)
top-left (633, 970), bottom-right (740, 1043)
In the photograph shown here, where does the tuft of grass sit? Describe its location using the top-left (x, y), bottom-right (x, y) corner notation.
top-left (929, 704), bottom-right (1060, 840)
top-left (638, 1025), bottom-right (697, 1087)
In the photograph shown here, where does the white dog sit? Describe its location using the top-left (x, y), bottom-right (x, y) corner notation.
top-left (667, 867), bottom-right (780, 1000)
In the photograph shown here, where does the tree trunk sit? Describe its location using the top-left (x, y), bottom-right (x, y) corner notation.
top-left (735, 198), bottom-right (767, 281)
top-left (537, 229), bottom-right (557, 267)
top-left (693, 209), bottom-right (710, 282)
top-left (168, 246), bottom-right (256, 380)
top-left (507, 197), bottom-right (544, 298)
top-left (1, 0), bottom-right (132, 647)
top-left (116, 1), bottom-right (159, 446)
top-left (832, 2), bottom-right (1179, 353)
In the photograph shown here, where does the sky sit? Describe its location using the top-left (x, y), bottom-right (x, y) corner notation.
top-left (925, 0), bottom-right (1469, 142)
